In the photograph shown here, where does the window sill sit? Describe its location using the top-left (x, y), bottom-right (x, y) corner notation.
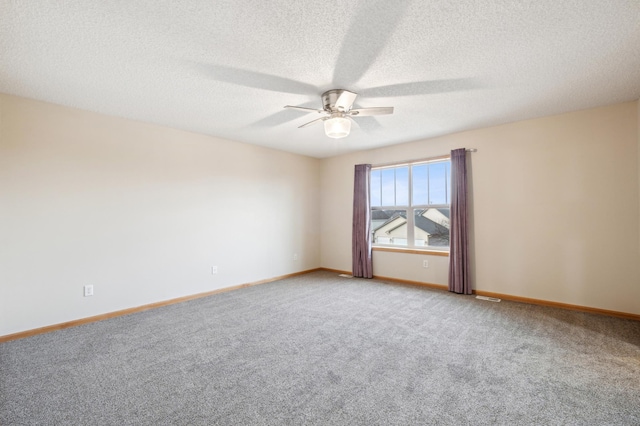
top-left (372, 246), bottom-right (450, 257)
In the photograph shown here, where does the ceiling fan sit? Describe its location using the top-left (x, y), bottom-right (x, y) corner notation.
top-left (197, 0), bottom-right (478, 139)
top-left (284, 89), bottom-right (393, 139)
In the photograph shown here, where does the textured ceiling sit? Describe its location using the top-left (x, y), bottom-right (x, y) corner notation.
top-left (1, 1), bottom-right (640, 158)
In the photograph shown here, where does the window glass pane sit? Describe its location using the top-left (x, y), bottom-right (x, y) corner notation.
top-left (395, 166), bottom-right (409, 206)
top-left (370, 169), bottom-right (381, 207)
top-left (412, 164), bottom-right (428, 205)
top-left (371, 209), bottom-right (407, 246)
top-left (380, 168), bottom-right (395, 206)
top-left (428, 162), bottom-right (447, 205)
top-left (371, 159), bottom-right (451, 249)
top-left (446, 162), bottom-right (450, 204)
top-left (414, 209), bottom-right (450, 247)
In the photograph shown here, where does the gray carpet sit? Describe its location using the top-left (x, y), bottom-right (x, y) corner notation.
top-left (1, 270), bottom-right (639, 425)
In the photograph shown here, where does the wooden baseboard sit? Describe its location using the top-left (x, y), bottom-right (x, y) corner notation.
top-left (318, 268), bottom-right (447, 291)
top-left (3, 267), bottom-right (638, 343)
top-left (474, 290), bottom-right (640, 321)
top-left (372, 275), bottom-right (448, 291)
top-left (319, 267), bottom-right (352, 276)
top-left (318, 268), bottom-right (640, 321)
top-left (0, 268), bottom-right (321, 343)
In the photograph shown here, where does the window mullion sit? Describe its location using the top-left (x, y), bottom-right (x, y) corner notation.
top-left (427, 163), bottom-right (430, 205)
top-left (379, 170), bottom-right (382, 206)
top-left (407, 166), bottom-right (414, 247)
top-left (445, 162), bottom-right (449, 204)
top-left (393, 167), bottom-right (397, 205)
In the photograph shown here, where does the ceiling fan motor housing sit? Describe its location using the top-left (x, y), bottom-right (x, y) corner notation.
top-left (322, 89), bottom-right (355, 112)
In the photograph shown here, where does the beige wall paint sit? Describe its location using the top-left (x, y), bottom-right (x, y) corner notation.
top-left (2, 94), bottom-right (638, 337)
top-left (0, 94), bottom-right (320, 336)
top-left (320, 101), bottom-right (640, 315)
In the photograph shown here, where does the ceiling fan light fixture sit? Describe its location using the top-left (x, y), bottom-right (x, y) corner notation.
top-left (286, 89), bottom-right (393, 137)
top-left (324, 114), bottom-right (351, 138)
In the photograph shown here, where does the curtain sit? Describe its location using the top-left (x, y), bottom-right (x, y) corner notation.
top-left (352, 164), bottom-right (373, 278)
top-left (448, 148), bottom-right (471, 294)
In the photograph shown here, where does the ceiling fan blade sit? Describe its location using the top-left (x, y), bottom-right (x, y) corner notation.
top-left (335, 91), bottom-right (358, 112)
top-left (350, 107), bottom-right (394, 116)
top-left (284, 105), bottom-right (324, 113)
top-left (250, 110), bottom-right (302, 128)
top-left (332, 0), bottom-right (409, 87)
top-left (360, 78), bottom-right (481, 98)
top-left (298, 117), bottom-right (326, 128)
top-left (197, 63), bottom-right (317, 95)
top-left (353, 116), bottom-right (383, 133)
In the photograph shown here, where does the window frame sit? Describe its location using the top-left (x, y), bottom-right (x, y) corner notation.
top-left (370, 155), bottom-right (451, 253)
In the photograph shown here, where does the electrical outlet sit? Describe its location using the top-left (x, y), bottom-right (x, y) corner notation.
top-left (293, 253), bottom-right (298, 261)
top-left (423, 260), bottom-right (429, 268)
top-left (211, 266), bottom-right (218, 275)
top-left (83, 285), bottom-right (94, 297)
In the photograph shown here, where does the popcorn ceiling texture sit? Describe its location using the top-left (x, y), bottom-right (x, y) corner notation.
top-left (1, 0), bottom-right (639, 158)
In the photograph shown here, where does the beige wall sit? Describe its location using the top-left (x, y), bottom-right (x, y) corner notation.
top-left (2, 94), bottom-right (639, 337)
top-left (0, 94), bottom-right (321, 336)
top-left (320, 101), bottom-right (640, 315)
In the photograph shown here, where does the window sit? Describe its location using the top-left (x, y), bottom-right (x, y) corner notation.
top-left (370, 158), bottom-right (451, 249)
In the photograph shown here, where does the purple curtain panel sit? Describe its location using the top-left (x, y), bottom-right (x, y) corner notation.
top-left (352, 164), bottom-right (373, 278)
top-left (448, 149), bottom-right (471, 294)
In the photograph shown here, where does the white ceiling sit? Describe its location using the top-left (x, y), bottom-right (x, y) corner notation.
top-left (1, 1), bottom-right (639, 158)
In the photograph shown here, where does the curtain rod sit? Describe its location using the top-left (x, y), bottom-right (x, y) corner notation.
top-left (371, 148), bottom-right (477, 168)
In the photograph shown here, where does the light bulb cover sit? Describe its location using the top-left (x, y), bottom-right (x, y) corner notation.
top-left (324, 115), bottom-right (351, 138)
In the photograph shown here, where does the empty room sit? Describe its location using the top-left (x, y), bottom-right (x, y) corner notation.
top-left (1, 1), bottom-right (639, 424)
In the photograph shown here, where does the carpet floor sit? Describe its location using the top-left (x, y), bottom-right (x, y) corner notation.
top-left (1, 270), bottom-right (639, 425)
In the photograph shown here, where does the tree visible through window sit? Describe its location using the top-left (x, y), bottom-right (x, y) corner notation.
top-left (370, 158), bottom-right (451, 249)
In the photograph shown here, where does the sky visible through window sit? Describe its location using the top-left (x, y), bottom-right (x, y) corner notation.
top-left (371, 161), bottom-right (450, 207)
